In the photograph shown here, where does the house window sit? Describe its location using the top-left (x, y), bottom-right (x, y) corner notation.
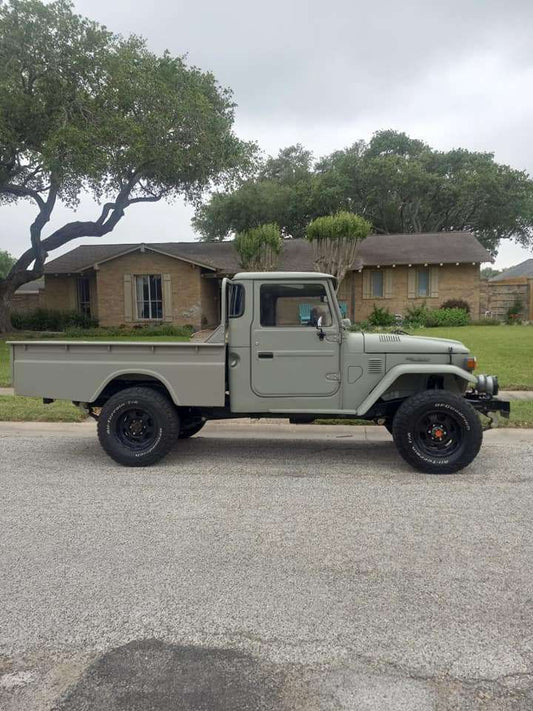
top-left (77, 276), bottom-right (91, 317)
top-left (416, 268), bottom-right (430, 297)
top-left (371, 270), bottom-right (384, 298)
top-left (136, 275), bottom-right (163, 320)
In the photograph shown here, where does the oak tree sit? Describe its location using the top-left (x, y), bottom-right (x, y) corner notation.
top-left (0, 0), bottom-right (253, 331)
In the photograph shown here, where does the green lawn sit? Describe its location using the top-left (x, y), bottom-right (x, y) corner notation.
top-left (0, 395), bottom-right (86, 422)
top-left (410, 325), bottom-right (533, 390)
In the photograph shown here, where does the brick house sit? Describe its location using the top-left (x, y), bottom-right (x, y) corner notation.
top-left (39, 232), bottom-right (491, 328)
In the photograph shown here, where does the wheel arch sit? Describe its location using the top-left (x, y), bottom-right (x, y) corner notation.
top-left (356, 365), bottom-right (476, 416)
top-left (89, 370), bottom-right (179, 406)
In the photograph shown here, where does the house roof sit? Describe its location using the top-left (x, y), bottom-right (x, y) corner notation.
top-left (15, 278), bottom-right (45, 293)
top-left (490, 258), bottom-right (533, 281)
top-left (43, 231), bottom-right (492, 275)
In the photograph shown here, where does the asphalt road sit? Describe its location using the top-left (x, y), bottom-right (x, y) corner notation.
top-left (1, 422), bottom-right (532, 711)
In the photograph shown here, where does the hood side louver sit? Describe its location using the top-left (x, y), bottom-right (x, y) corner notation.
top-left (368, 358), bottom-right (384, 374)
top-left (379, 334), bottom-right (401, 342)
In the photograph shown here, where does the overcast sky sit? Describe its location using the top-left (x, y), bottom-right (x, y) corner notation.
top-left (3, 0), bottom-right (533, 268)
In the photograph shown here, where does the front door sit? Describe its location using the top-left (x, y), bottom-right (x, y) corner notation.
top-left (251, 280), bottom-right (341, 397)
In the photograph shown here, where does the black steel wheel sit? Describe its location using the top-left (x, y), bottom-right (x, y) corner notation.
top-left (392, 390), bottom-right (483, 474)
top-left (97, 387), bottom-right (180, 466)
top-left (179, 418), bottom-right (206, 439)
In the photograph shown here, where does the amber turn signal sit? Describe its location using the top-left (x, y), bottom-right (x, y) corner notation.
top-left (465, 357), bottom-right (477, 371)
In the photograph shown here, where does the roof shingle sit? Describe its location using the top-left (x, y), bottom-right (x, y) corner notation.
top-left (43, 231), bottom-right (492, 275)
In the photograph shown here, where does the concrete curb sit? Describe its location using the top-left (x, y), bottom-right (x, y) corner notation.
top-left (0, 419), bottom-right (532, 442)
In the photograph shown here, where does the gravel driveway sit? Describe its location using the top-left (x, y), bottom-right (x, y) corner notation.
top-left (1, 422), bottom-right (532, 710)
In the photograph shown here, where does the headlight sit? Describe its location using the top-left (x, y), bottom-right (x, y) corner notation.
top-left (476, 374), bottom-right (499, 396)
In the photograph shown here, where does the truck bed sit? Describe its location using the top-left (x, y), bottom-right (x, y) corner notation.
top-left (9, 341), bottom-right (226, 407)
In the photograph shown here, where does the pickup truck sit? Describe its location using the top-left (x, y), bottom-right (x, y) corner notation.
top-left (9, 271), bottom-right (509, 473)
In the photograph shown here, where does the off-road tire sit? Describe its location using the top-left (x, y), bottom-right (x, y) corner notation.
top-left (97, 386), bottom-right (180, 467)
top-left (392, 390), bottom-right (483, 474)
top-left (179, 418), bottom-right (206, 439)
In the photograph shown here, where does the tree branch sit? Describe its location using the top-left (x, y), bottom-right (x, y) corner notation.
top-left (2, 184), bottom-right (45, 210)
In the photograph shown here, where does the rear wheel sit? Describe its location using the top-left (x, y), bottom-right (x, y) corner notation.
top-left (392, 390), bottom-right (483, 474)
top-left (179, 418), bottom-right (206, 439)
top-left (97, 387), bottom-right (180, 466)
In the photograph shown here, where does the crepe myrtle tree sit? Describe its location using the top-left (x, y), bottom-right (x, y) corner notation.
top-left (306, 212), bottom-right (372, 292)
top-left (233, 223), bottom-right (282, 271)
top-left (0, 0), bottom-right (254, 332)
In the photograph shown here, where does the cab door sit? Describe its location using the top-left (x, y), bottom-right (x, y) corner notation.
top-left (251, 280), bottom-right (341, 398)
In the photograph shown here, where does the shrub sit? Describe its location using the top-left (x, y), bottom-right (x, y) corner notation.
top-left (11, 308), bottom-right (98, 331)
top-left (403, 304), bottom-right (431, 328)
top-left (423, 308), bottom-right (470, 327)
top-left (63, 324), bottom-right (194, 338)
top-left (506, 299), bottom-right (523, 325)
top-left (440, 299), bottom-right (470, 314)
top-left (368, 304), bottom-right (396, 327)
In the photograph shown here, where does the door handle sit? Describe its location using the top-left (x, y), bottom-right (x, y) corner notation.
top-left (258, 352), bottom-right (274, 359)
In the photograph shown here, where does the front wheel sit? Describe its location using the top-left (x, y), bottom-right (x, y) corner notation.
top-left (392, 391), bottom-right (483, 474)
top-left (97, 386), bottom-right (180, 466)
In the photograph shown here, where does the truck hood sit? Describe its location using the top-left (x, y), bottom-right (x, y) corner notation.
top-left (362, 332), bottom-right (470, 354)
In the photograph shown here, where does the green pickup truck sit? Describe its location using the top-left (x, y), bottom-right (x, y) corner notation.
top-left (10, 271), bottom-right (509, 473)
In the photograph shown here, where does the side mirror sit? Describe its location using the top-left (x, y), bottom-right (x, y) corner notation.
top-left (341, 318), bottom-right (351, 329)
top-left (317, 315), bottom-right (323, 328)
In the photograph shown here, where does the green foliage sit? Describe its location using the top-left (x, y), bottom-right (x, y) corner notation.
top-left (368, 305), bottom-right (396, 327)
top-left (193, 145), bottom-right (315, 240)
top-left (0, 0), bottom-right (254, 332)
top-left (481, 267), bottom-right (501, 279)
top-left (506, 299), bottom-right (523, 324)
top-left (234, 223), bottom-right (282, 270)
top-left (404, 305), bottom-right (470, 328)
top-left (440, 299), bottom-right (470, 314)
top-left (423, 308), bottom-right (471, 327)
top-left (306, 211), bottom-right (372, 242)
top-left (0, 250), bottom-right (15, 278)
top-left (10, 308), bottom-right (97, 331)
top-left (63, 324), bottom-right (193, 338)
top-left (195, 130), bottom-right (533, 253)
top-left (306, 212), bottom-right (371, 288)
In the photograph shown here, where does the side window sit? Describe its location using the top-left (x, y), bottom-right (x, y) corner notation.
top-left (228, 283), bottom-right (245, 318)
top-left (260, 283), bottom-right (333, 327)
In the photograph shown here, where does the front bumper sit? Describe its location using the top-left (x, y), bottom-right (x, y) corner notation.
top-left (465, 392), bottom-right (510, 419)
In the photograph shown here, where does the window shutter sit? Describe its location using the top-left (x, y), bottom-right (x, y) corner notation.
top-left (362, 270), bottom-right (371, 299)
top-left (162, 273), bottom-right (173, 322)
top-left (430, 267), bottom-right (439, 298)
top-left (384, 269), bottom-right (393, 299)
top-left (407, 269), bottom-right (416, 299)
top-left (124, 274), bottom-right (133, 322)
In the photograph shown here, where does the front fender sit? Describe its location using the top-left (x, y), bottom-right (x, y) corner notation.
top-left (356, 364), bottom-right (476, 416)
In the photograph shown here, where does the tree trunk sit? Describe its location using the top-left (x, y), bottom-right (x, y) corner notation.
top-left (0, 284), bottom-right (13, 333)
